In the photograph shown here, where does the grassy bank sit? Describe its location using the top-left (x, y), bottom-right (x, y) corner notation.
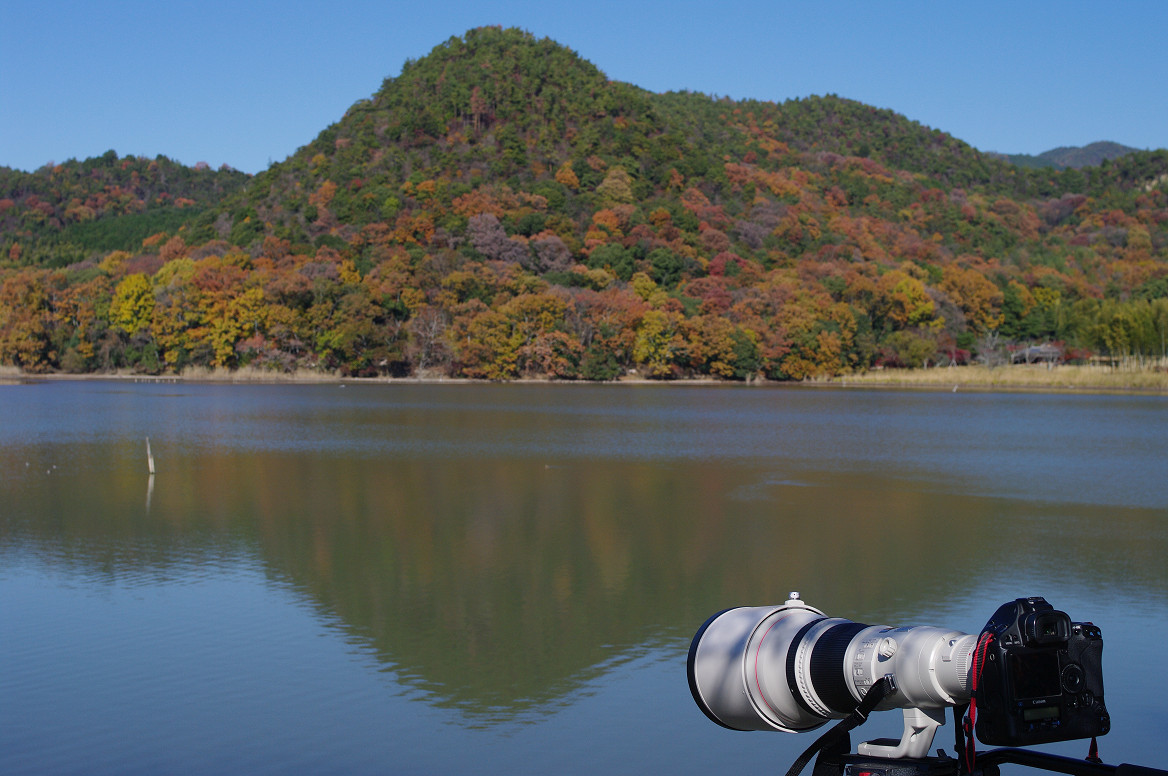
top-left (837, 363), bottom-right (1168, 393)
top-left (5, 363), bottom-right (1168, 394)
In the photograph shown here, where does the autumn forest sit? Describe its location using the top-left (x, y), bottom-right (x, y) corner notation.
top-left (2, 27), bottom-right (1167, 380)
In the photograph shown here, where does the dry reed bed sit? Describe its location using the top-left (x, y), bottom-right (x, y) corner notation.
top-left (840, 364), bottom-right (1168, 392)
top-left (4, 363), bottom-right (1167, 393)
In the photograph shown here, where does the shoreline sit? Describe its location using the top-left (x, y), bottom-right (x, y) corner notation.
top-left (4, 364), bottom-right (1167, 395)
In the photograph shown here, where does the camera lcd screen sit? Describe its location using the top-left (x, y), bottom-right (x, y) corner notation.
top-left (1023, 706), bottom-right (1060, 722)
top-left (1008, 651), bottom-right (1061, 699)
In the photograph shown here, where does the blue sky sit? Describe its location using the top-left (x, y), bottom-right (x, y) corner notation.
top-left (2, 0), bottom-right (1166, 174)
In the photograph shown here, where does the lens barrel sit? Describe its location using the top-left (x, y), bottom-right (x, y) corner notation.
top-left (688, 598), bottom-right (975, 733)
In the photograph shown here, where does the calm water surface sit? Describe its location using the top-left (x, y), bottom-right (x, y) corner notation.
top-left (2, 381), bottom-right (1166, 775)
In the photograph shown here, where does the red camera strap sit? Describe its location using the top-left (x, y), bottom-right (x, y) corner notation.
top-left (964, 631), bottom-right (997, 774)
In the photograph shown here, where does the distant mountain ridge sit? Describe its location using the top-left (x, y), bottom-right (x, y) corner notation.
top-left (991, 141), bottom-right (1141, 170)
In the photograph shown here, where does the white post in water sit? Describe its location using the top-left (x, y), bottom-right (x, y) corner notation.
top-left (146, 437), bottom-right (156, 475)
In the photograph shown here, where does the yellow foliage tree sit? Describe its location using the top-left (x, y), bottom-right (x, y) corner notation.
top-left (940, 265), bottom-right (1004, 333)
top-left (110, 274), bottom-right (155, 335)
top-left (205, 287), bottom-right (266, 367)
top-left (633, 309), bottom-right (683, 377)
top-left (878, 271), bottom-right (937, 329)
top-left (554, 162), bottom-right (579, 190)
top-left (98, 250), bottom-right (131, 276)
top-left (631, 272), bottom-right (658, 302)
top-left (0, 270), bottom-right (52, 370)
top-left (595, 167), bottom-right (634, 204)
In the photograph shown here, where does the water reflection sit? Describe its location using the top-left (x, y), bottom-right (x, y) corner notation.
top-left (2, 382), bottom-right (1167, 773)
top-left (4, 423), bottom-right (1166, 716)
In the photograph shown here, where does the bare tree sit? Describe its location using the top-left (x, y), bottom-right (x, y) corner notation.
top-left (976, 331), bottom-right (1006, 368)
top-left (407, 306), bottom-right (451, 374)
top-left (467, 213), bottom-right (529, 264)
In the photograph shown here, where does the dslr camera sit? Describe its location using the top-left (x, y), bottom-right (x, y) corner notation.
top-left (688, 593), bottom-right (1112, 763)
top-left (973, 596), bottom-right (1109, 746)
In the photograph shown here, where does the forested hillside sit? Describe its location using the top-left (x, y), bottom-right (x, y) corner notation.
top-left (2, 27), bottom-right (1166, 379)
top-left (0, 153), bottom-right (250, 265)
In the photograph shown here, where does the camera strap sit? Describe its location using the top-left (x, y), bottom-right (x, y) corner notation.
top-left (953, 703), bottom-right (970, 774)
top-left (964, 631), bottom-right (997, 774)
top-left (783, 676), bottom-right (896, 776)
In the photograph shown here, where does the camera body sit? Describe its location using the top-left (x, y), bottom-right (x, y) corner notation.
top-left (974, 597), bottom-right (1109, 746)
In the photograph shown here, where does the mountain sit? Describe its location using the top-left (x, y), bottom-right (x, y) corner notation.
top-left (993, 141), bottom-right (1141, 170)
top-left (0, 151), bottom-right (250, 267)
top-left (2, 27), bottom-right (1167, 379)
top-left (201, 29), bottom-right (1168, 252)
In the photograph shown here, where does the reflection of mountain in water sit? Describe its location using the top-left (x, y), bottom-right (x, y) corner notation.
top-left (6, 441), bottom-right (1167, 722)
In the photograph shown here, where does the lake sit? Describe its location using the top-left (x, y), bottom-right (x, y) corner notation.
top-left (2, 380), bottom-right (1166, 775)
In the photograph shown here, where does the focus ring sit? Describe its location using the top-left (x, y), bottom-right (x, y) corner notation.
top-left (809, 622), bottom-right (869, 714)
